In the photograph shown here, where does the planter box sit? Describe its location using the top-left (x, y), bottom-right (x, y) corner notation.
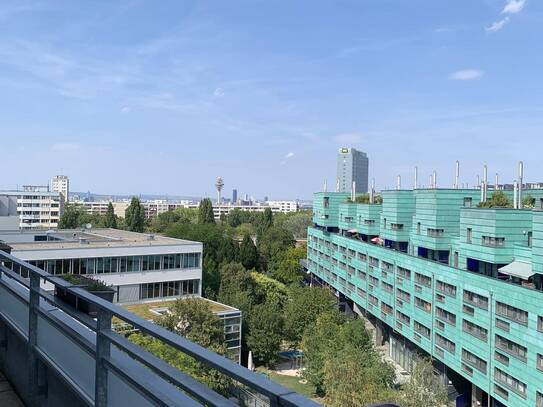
top-left (55, 275), bottom-right (115, 317)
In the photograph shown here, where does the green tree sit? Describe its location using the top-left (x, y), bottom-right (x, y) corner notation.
top-left (270, 245), bottom-right (306, 285)
top-left (129, 298), bottom-right (231, 395)
top-left (477, 191), bottom-right (512, 208)
top-left (104, 202), bottom-right (117, 228)
top-left (284, 286), bottom-right (337, 345)
top-left (255, 207), bottom-right (274, 238)
top-left (323, 347), bottom-right (396, 407)
top-left (125, 197), bottom-right (145, 232)
top-left (523, 194), bottom-right (536, 209)
top-left (58, 204), bottom-right (84, 229)
top-left (198, 198), bottom-right (216, 224)
top-left (239, 234), bottom-right (260, 270)
top-left (257, 226), bottom-right (295, 271)
top-left (217, 262), bottom-right (256, 317)
top-left (227, 208), bottom-right (244, 227)
top-left (250, 271), bottom-right (288, 308)
top-left (399, 358), bottom-right (448, 407)
top-left (274, 211), bottom-right (313, 238)
top-left (246, 301), bottom-right (284, 367)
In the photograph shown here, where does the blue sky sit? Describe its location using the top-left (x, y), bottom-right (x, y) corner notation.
top-left (1, 0), bottom-right (542, 200)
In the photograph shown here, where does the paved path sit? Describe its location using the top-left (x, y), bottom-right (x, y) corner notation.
top-left (0, 371), bottom-right (25, 407)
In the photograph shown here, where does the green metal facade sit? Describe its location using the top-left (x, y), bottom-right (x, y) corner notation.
top-left (307, 190), bottom-right (543, 407)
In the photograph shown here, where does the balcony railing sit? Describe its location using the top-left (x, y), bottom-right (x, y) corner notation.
top-left (0, 251), bottom-right (321, 407)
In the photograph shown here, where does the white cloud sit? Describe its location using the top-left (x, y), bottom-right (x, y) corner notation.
top-left (486, 0), bottom-right (526, 32)
top-left (51, 142), bottom-right (80, 152)
top-left (213, 87), bottom-right (224, 97)
top-left (285, 152), bottom-right (294, 159)
top-left (486, 17), bottom-right (510, 32)
top-left (449, 69), bottom-right (484, 81)
top-left (334, 133), bottom-right (364, 144)
top-left (120, 106), bottom-right (130, 113)
top-left (502, 0), bottom-right (526, 14)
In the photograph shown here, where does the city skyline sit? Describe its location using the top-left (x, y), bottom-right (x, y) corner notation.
top-left (2, 1), bottom-right (543, 199)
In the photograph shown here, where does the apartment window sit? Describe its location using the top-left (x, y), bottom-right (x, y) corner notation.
top-left (494, 385), bottom-right (508, 401)
top-left (537, 354), bottom-right (543, 371)
top-left (369, 257), bottom-right (379, 267)
top-left (369, 275), bottom-right (379, 287)
top-left (381, 301), bottom-right (393, 315)
top-left (369, 294), bottom-right (379, 306)
top-left (364, 219), bottom-right (375, 225)
top-left (396, 288), bottom-right (410, 302)
top-left (453, 252), bottom-right (459, 268)
top-left (323, 197), bottom-right (329, 208)
top-left (357, 253), bottom-right (367, 262)
top-left (467, 228), bottom-right (472, 243)
top-left (495, 318), bottom-right (510, 332)
top-left (436, 280), bottom-right (457, 298)
top-left (482, 236), bottom-right (505, 247)
top-left (494, 351), bottom-right (509, 366)
top-left (415, 272), bottom-right (432, 288)
top-left (356, 287), bottom-right (366, 298)
top-left (382, 261), bottom-right (394, 272)
top-left (382, 281), bottom-right (393, 293)
top-left (537, 391), bottom-right (543, 407)
top-left (396, 310), bottom-right (410, 326)
top-left (464, 197), bottom-right (472, 207)
top-left (495, 302), bottom-right (528, 326)
top-left (417, 222), bottom-right (421, 234)
top-left (415, 297), bottom-right (432, 313)
top-left (495, 334), bottom-right (527, 362)
top-left (462, 349), bottom-right (487, 374)
top-left (383, 218), bottom-right (387, 229)
top-left (539, 316), bottom-right (543, 332)
top-left (390, 223), bottom-right (404, 231)
top-left (436, 307), bottom-right (456, 326)
top-left (463, 290), bottom-right (488, 310)
top-left (414, 321), bottom-right (430, 338)
top-left (462, 319), bottom-right (488, 342)
top-left (528, 231), bottom-right (533, 248)
top-left (427, 228), bottom-right (444, 237)
top-left (397, 266), bottom-right (411, 280)
top-left (435, 333), bottom-right (455, 354)
top-left (494, 368), bottom-right (526, 398)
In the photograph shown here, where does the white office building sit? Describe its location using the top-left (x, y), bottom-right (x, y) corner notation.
top-left (0, 228), bottom-right (202, 303)
top-left (266, 200), bottom-right (299, 213)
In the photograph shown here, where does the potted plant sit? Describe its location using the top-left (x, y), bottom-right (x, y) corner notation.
top-left (56, 274), bottom-right (116, 317)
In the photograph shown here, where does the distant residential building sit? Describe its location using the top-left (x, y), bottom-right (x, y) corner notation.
top-left (267, 200), bottom-right (299, 213)
top-left (50, 175), bottom-right (69, 203)
top-left (232, 189), bottom-right (238, 203)
top-left (337, 147), bottom-right (369, 193)
top-left (0, 186), bottom-right (62, 230)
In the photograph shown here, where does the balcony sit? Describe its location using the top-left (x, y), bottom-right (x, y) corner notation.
top-left (0, 251), bottom-right (321, 407)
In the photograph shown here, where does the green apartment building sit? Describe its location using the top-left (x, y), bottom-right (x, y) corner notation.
top-left (307, 189), bottom-right (543, 407)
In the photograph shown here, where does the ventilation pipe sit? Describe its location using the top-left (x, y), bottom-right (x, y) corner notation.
top-left (351, 181), bottom-right (356, 202)
top-left (323, 179), bottom-right (327, 192)
top-left (414, 166), bottom-right (418, 189)
top-left (518, 161), bottom-right (524, 208)
top-left (481, 165), bottom-right (488, 203)
top-left (513, 180), bottom-right (518, 209)
top-left (432, 171), bottom-right (437, 189)
top-left (454, 161), bottom-right (460, 189)
top-left (397, 175), bottom-right (401, 190)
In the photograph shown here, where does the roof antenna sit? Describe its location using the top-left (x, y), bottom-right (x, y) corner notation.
top-left (454, 160), bottom-right (460, 189)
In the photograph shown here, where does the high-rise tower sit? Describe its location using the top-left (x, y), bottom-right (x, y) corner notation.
top-left (215, 177), bottom-right (224, 204)
top-left (336, 148), bottom-right (369, 193)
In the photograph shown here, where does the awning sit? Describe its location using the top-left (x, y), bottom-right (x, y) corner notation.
top-left (498, 261), bottom-right (534, 280)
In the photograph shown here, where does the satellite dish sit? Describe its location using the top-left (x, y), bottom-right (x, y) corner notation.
top-left (85, 223), bottom-right (92, 230)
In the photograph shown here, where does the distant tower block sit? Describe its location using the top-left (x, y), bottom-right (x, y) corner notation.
top-left (215, 177), bottom-right (224, 204)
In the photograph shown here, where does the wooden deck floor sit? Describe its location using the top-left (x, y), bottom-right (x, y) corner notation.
top-left (0, 371), bottom-right (25, 407)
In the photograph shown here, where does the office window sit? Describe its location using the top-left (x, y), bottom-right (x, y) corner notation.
top-left (436, 307), bottom-right (456, 326)
top-left (462, 319), bottom-right (488, 342)
top-left (495, 302), bottom-right (528, 326)
top-left (414, 321), bottom-right (430, 338)
top-left (495, 334), bottom-right (527, 362)
top-left (436, 280), bottom-right (457, 297)
top-left (494, 368), bottom-right (526, 398)
top-left (415, 272), bottom-right (432, 288)
top-left (463, 290), bottom-right (488, 310)
top-left (415, 297), bottom-right (432, 313)
top-left (467, 228), bottom-right (472, 243)
top-left (435, 333), bottom-right (455, 354)
top-left (462, 349), bottom-right (487, 374)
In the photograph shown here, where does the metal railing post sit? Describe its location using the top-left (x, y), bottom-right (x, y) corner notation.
top-left (95, 307), bottom-right (112, 407)
top-left (28, 272), bottom-right (40, 407)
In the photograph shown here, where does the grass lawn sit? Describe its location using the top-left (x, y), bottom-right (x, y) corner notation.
top-left (256, 367), bottom-right (316, 399)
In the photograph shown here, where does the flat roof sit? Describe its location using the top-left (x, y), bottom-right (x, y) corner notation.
top-left (0, 228), bottom-right (200, 251)
top-left (120, 297), bottom-right (239, 322)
